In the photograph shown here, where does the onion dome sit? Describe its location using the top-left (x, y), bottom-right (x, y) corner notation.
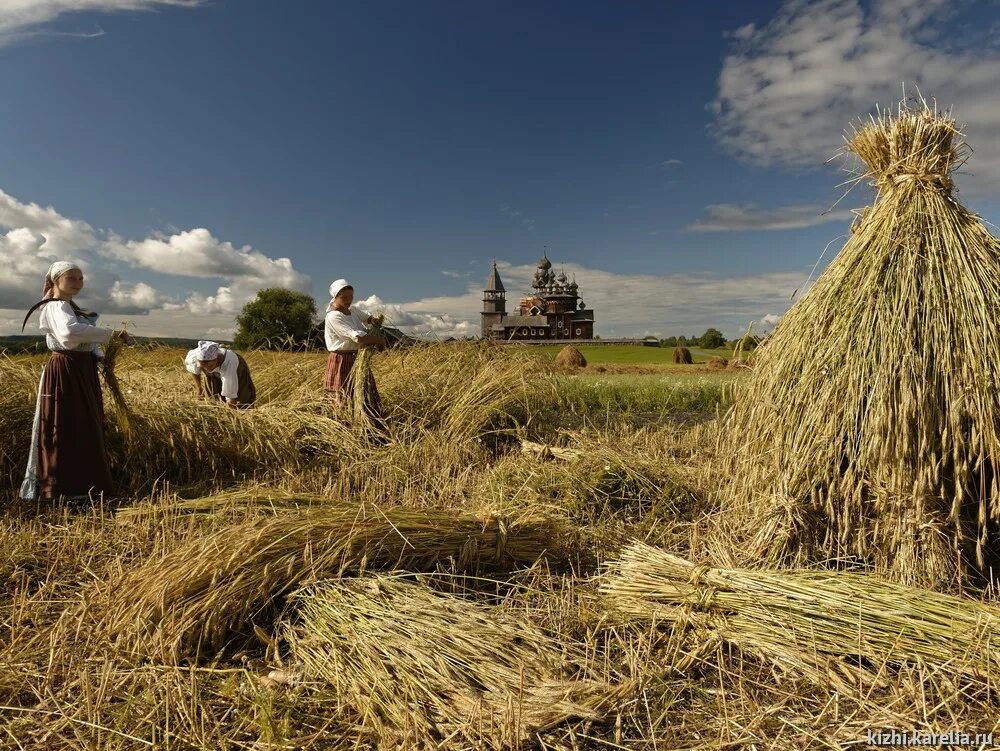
top-left (537, 255), bottom-right (552, 270)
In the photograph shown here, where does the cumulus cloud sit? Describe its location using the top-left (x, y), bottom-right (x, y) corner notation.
top-left (0, 0), bottom-right (202, 45)
top-left (712, 0), bottom-right (1000, 192)
top-left (353, 295), bottom-right (478, 340)
top-left (687, 203), bottom-right (853, 231)
top-left (377, 260), bottom-right (808, 340)
top-left (0, 186), bottom-right (309, 333)
top-left (0, 190), bottom-right (103, 311)
top-left (0, 189), bottom-right (169, 316)
top-left (105, 228), bottom-right (311, 315)
top-left (760, 313), bottom-right (783, 328)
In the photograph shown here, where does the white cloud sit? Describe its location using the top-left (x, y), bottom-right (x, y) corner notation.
top-left (376, 260), bottom-right (808, 340)
top-left (0, 190), bottom-right (105, 311)
top-left (661, 159), bottom-right (684, 168)
top-left (0, 1), bottom-right (202, 45)
top-left (353, 295), bottom-right (478, 340)
top-left (760, 313), bottom-right (783, 328)
top-left (687, 203), bottom-right (853, 231)
top-left (712, 0), bottom-right (1000, 192)
top-left (0, 187), bottom-right (309, 333)
top-left (105, 228), bottom-right (311, 315)
top-left (0, 189), bottom-right (97, 254)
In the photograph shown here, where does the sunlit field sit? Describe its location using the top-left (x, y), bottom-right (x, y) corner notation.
top-left (0, 342), bottom-right (996, 749)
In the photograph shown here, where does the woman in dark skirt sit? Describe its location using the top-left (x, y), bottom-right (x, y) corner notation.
top-left (194, 341), bottom-right (257, 408)
top-left (20, 262), bottom-right (130, 503)
top-left (323, 279), bottom-right (387, 414)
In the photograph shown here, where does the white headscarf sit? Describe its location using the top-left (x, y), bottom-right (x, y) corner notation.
top-left (329, 279), bottom-right (352, 300)
top-left (196, 340), bottom-right (221, 361)
top-left (47, 261), bottom-right (79, 281)
top-left (184, 349), bottom-right (202, 375)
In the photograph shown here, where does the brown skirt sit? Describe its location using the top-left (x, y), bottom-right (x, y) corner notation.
top-left (29, 351), bottom-right (113, 501)
top-left (232, 352), bottom-right (257, 406)
top-left (324, 350), bottom-right (384, 420)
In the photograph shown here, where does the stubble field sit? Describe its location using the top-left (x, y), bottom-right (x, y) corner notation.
top-left (0, 343), bottom-right (996, 750)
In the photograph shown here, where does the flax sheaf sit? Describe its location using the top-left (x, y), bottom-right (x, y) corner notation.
top-left (602, 542), bottom-right (1000, 693)
top-left (710, 99), bottom-right (1000, 589)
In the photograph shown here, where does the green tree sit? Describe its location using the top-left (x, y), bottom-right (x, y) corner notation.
top-left (234, 288), bottom-right (318, 350)
top-left (700, 327), bottom-right (726, 349)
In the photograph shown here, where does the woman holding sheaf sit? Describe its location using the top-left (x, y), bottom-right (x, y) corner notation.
top-left (324, 278), bottom-right (387, 413)
top-left (20, 262), bottom-right (131, 503)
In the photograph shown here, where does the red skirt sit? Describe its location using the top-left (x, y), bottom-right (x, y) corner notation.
top-left (324, 350), bottom-right (357, 392)
top-left (31, 351), bottom-right (113, 501)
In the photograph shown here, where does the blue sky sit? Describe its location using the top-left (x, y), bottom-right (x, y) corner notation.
top-left (2, 0), bottom-right (999, 339)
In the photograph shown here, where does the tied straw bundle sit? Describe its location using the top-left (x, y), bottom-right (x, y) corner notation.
top-left (602, 542), bottom-right (1000, 693)
top-left (286, 577), bottom-right (620, 749)
top-left (100, 323), bottom-right (134, 438)
top-left (350, 310), bottom-right (389, 442)
top-left (712, 98), bottom-right (1000, 589)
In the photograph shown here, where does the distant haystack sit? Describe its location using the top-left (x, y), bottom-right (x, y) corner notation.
top-left (712, 100), bottom-right (1000, 589)
top-left (555, 345), bottom-right (587, 368)
top-left (672, 347), bottom-right (693, 365)
top-left (706, 356), bottom-right (728, 371)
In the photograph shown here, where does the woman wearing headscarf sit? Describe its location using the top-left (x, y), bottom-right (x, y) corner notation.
top-left (20, 262), bottom-right (130, 502)
top-left (324, 279), bottom-right (387, 409)
top-left (184, 347), bottom-right (223, 400)
top-left (194, 341), bottom-right (256, 408)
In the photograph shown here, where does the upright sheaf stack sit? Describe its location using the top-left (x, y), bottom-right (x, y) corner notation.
top-left (713, 100), bottom-right (1000, 589)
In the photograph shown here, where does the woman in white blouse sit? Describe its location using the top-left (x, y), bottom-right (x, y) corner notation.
top-left (193, 340), bottom-right (257, 408)
top-left (20, 262), bottom-right (130, 503)
top-left (324, 279), bottom-right (387, 409)
top-left (184, 348), bottom-right (223, 400)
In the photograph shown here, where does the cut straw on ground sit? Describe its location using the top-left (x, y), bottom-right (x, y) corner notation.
top-left (76, 503), bottom-right (581, 662)
top-left (286, 576), bottom-right (624, 749)
top-left (602, 541), bottom-right (1000, 694)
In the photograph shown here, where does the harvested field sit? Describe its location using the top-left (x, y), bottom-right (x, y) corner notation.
top-left (1, 337), bottom-right (997, 749)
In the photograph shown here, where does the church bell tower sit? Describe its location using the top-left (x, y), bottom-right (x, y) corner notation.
top-left (481, 259), bottom-right (507, 339)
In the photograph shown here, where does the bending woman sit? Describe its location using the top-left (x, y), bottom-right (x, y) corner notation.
top-left (20, 262), bottom-right (129, 503)
top-left (194, 341), bottom-right (256, 408)
top-left (324, 279), bottom-right (387, 412)
top-left (184, 347), bottom-right (222, 401)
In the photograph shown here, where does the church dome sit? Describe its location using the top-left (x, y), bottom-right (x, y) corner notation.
top-left (537, 255), bottom-right (552, 270)
top-left (556, 271), bottom-right (568, 284)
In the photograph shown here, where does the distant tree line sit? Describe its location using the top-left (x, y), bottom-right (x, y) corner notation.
top-left (659, 327), bottom-right (761, 350)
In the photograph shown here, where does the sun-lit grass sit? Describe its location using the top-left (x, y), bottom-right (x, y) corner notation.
top-left (555, 371), bottom-right (736, 414)
top-left (1, 341), bottom-right (997, 749)
top-left (520, 343), bottom-right (740, 365)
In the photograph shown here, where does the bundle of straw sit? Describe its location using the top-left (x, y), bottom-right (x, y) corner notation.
top-left (713, 99), bottom-right (1000, 588)
top-left (350, 312), bottom-right (388, 442)
top-left (286, 577), bottom-right (616, 749)
top-left (85, 504), bottom-right (578, 661)
top-left (602, 542), bottom-right (1000, 692)
top-left (100, 328), bottom-right (134, 438)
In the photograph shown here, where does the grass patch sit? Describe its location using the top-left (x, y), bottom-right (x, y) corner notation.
top-left (555, 371), bottom-right (735, 414)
